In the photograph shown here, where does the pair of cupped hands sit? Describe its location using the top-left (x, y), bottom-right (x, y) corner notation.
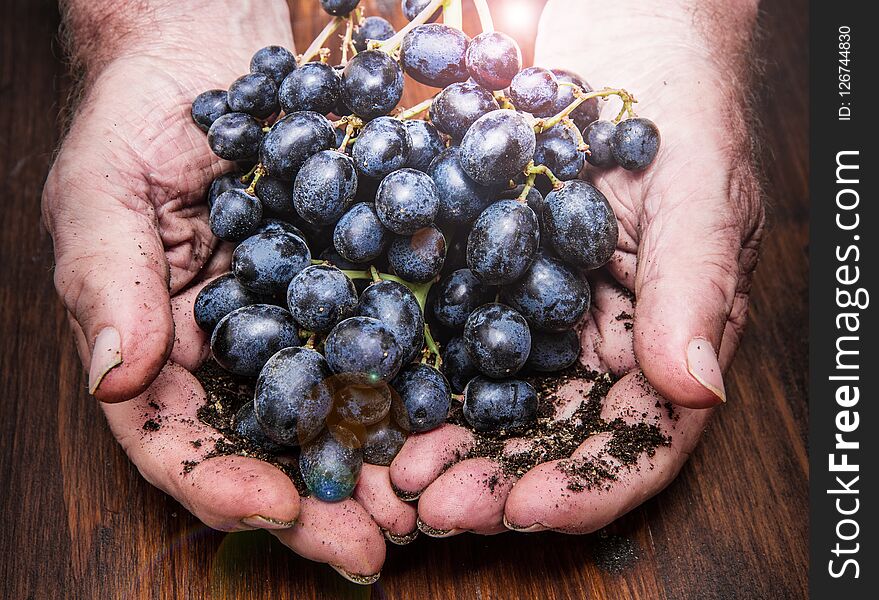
top-left (42, 0), bottom-right (763, 583)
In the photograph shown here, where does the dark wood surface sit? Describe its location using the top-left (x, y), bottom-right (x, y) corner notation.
top-left (0, 0), bottom-right (809, 598)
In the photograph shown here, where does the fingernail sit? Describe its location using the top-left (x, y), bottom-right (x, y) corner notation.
top-left (503, 515), bottom-right (547, 532)
top-left (88, 327), bottom-right (122, 394)
top-left (687, 337), bottom-right (726, 403)
top-left (416, 517), bottom-right (462, 538)
top-left (330, 564), bottom-right (381, 585)
top-left (382, 527), bottom-right (419, 545)
top-left (391, 483), bottom-right (422, 501)
top-left (240, 515), bottom-right (296, 530)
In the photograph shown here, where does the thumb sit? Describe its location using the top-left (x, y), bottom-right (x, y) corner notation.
top-left (44, 158), bottom-right (174, 403)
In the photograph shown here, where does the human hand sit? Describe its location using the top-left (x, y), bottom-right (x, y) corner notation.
top-left (390, 0), bottom-right (765, 534)
top-left (42, 0), bottom-right (413, 580)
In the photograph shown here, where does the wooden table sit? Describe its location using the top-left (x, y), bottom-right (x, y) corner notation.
top-left (0, 0), bottom-right (809, 597)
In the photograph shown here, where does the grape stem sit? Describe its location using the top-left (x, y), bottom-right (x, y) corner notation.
top-left (494, 91), bottom-right (515, 110)
top-left (304, 333), bottom-right (318, 349)
top-left (396, 96), bottom-right (434, 120)
top-left (444, 0), bottom-right (463, 30)
top-left (527, 162), bottom-right (564, 189)
top-left (239, 163), bottom-right (260, 184)
top-left (299, 17), bottom-right (344, 65)
top-left (245, 164), bottom-right (267, 196)
top-left (337, 122), bottom-right (356, 151)
top-left (375, 0), bottom-right (446, 53)
top-left (340, 16), bottom-right (355, 64)
top-left (535, 86), bottom-right (637, 133)
top-left (424, 323), bottom-right (442, 368)
top-left (516, 172), bottom-right (538, 202)
top-left (472, 0), bottom-right (495, 33)
top-left (561, 117), bottom-right (589, 151)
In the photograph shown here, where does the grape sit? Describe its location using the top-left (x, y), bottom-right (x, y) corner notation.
top-left (459, 110), bottom-right (536, 186)
top-left (319, 246), bottom-right (369, 271)
top-left (428, 147), bottom-right (495, 226)
top-left (250, 176), bottom-right (293, 219)
top-left (375, 168), bottom-right (439, 234)
top-left (583, 119), bottom-right (617, 168)
top-left (253, 218), bottom-right (305, 240)
top-left (299, 429), bottom-right (363, 502)
top-left (209, 189), bottom-right (263, 242)
top-left (191, 89), bottom-right (229, 132)
top-left (279, 62), bottom-right (341, 115)
top-left (260, 111), bottom-right (335, 180)
top-left (432, 268), bottom-right (494, 329)
top-left (501, 250), bottom-right (591, 331)
top-left (207, 172), bottom-right (247, 209)
top-left (404, 120), bottom-right (445, 172)
top-left (357, 280), bottom-right (425, 364)
top-left (429, 81), bottom-right (499, 140)
top-left (353, 16), bottom-right (396, 52)
top-left (234, 401), bottom-right (287, 454)
top-left (400, 24), bottom-right (470, 88)
top-left (325, 410), bottom-right (368, 447)
top-left (207, 113), bottom-right (262, 161)
top-left (526, 329), bottom-right (581, 372)
top-left (333, 202), bottom-right (389, 263)
top-left (466, 199), bottom-right (539, 285)
top-left (193, 273), bottom-right (267, 333)
top-left (250, 45), bottom-right (298, 85)
top-left (287, 265), bottom-right (358, 333)
top-left (534, 122), bottom-right (586, 181)
top-left (440, 335), bottom-right (478, 394)
top-left (293, 150), bottom-right (357, 225)
top-left (332, 382), bottom-right (392, 426)
top-left (363, 415), bottom-right (407, 466)
top-left (325, 316), bottom-right (404, 384)
top-left (543, 180), bottom-right (618, 270)
top-left (537, 70), bottom-right (599, 131)
top-left (463, 303), bottom-right (531, 378)
top-left (387, 226), bottom-right (446, 283)
top-left (463, 376), bottom-right (537, 433)
top-left (391, 363), bottom-right (451, 433)
top-left (341, 50), bottom-right (404, 120)
top-left (465, 32), bottom-right (522, 91)
top-left (508, 67), bottom-right (558, 114)
top-left (611, 117), bottom-right (661, 171)
top-left (232, 231), bottom-right (311, 297)
top-left (351, 116), bottom-right (411, 179)
top-left (227, 73), bottom-right (279, 119)
top-left (210, 304), bottom-right (300, 376)
top-left (320, 0), bottom-right (360, 16)
top-left (402, 0), bottom-right (441, 22)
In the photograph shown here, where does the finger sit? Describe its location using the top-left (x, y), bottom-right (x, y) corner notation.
top-left (102, 362), bottom-right (300, 531)
top-left (272, 497), bottom-right (386, 585)
top-left (389, 423), bottom-right (476, 500)
top-left (579, 272), bottom-right (637, 376)
top-left (504, 371), bottom-right (711, 533)
top-left (354, 464), bottom-right (419, 544)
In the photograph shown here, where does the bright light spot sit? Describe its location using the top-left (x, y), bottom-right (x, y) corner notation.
top-left (497, 0), bottom-right (539, 34)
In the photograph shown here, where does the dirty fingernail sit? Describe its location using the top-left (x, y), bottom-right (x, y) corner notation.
top-left (686, 337), bottom-right (726, 403)
top-left (382, 527), bottom-right (419, 545)
top-left (88, 327), bottom-right (122, 394)
top-left (330, 564), bottom-right (381, 585)
top-left (503, 515), bottom-right (547, 532)
top-left (241, 515), bottom-right (296, 530)
top-left (416, 517), bottom-right (462, 538)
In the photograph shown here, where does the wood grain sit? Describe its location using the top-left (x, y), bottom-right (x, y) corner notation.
top-left (0, 0), bottom-right (809, 598)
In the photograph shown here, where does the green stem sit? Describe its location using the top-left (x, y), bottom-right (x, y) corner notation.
top-left (245, 164), bottom-right (267, 196)
top-left (239, 163), bottom-right (260, 184)
top-left (397, 96), bottom-right (434, 120)
top-left (472, 0), bottom-right (494, 33)
top-left (375, 0), bottom-right (446, 53)
top-left (299, 17), bottom-right (344, 65)
top-left (424, 323), bottom-right (442, 368)
top-left (535, 87), bottom-right (636, 133)
top-left (525, 161), bottom-right (564, 190)
top-left (337, 122), bottom-right (355, 151)
top-left (517, 172), bottom-right (538, 202)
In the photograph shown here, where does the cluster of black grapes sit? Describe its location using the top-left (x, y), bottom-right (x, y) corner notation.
top-left (190, 0), bottom-right (660, 503)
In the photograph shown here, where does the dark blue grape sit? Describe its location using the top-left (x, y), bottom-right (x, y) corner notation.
top-left (250, 45), bottom-right (297, 85)
top-left (193, 273), bottom-right (266, 333)
top-left (208, 113), bottom-right (263, 161)
top-left (253, 176), bottom-right (295, 219)
top-left (209, 189), bottom-right (263, 242)
top-left (432, 268), bottom-right (494, 329)
top-left (341, 50), bottom-right (404, 120)
top-left (320, 0), bottom-right (360, 16)
top-left (501, 250), bottom-right (591, 331)
top-left (227, 73), bottom-right (279, 119)
top-left (391, 363), bottom-right (451, 433)
top-left (534, 123), bottom-right (586, 181)
top-left (191, 89), bottom-right (229, 132)
top-left (260, 111), bottom-right (335, 180)
top-left (351, 116), bottom-right (411, 179)
top-left (465, 32), bottom-right (522, 91)
top-left (293, 150), bottom-right (357, 225)
top-left (300, 429), bottom-right (363, 502)
top-left (253, 218), bottom-right (305, 240)
top-left (463, 376), bottom-right (537, 433)
top-left (319, 246), bottom-right (368, 271)
top-left (526, 329), bottom-right (581, 372)
top-left (375, 168), bottom-right (439, 234)
top-left (279, 62), bottom-right (341, 115)
top-left (353, 16), bottom-right (396, 52)
top-left (441, 335), bottom-right (478, 394)
top-left (404, 120), bottom-right (445, 172)
top-left (402, 0), bottom-right (440, 22)
top-left (232, 231), bottom-right (311, 296)
top-left (331, 381), bottom-right (392, 426)
top-left (509, 67), bottom-right (558, 114)
top-left (429, 81), bottom-right (499, 140)
top-left (325, 316), bottom-right (404, 384)
top-left (210, 304), bottom-right (300, 376)
top-left (463, 303), bottom-right (531, 378)
top-left (611, 117), bottom-right (660, 171)
top-left (207, 172), bottom-right (247, 209)
top-left (583, 119), bottom-right (617, 168)
top-left (466, 199), bottom-right (539, 285)
top-left (428, 147), bottom-right (495, 226)
top-left (357, 280), bottom-right (424, 364)
top-left (544, 180), bottom-right (618, 270)
top-left (333, 202), bottom-right (389, 263)
top-left (537, 70), bottom-right (599, 131)
top-left (460, 110), bottom-right (536, 186)
top-left (400, 24), bottom-right (469, 88)
top-left (234, 400), bottom-right (287, 454)
top-left (287, 265), bottom-right (358, 333)
top-left (363, 416), bottom-right (407, 466)
top-left (387, 226), bottom-right (446, 283)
